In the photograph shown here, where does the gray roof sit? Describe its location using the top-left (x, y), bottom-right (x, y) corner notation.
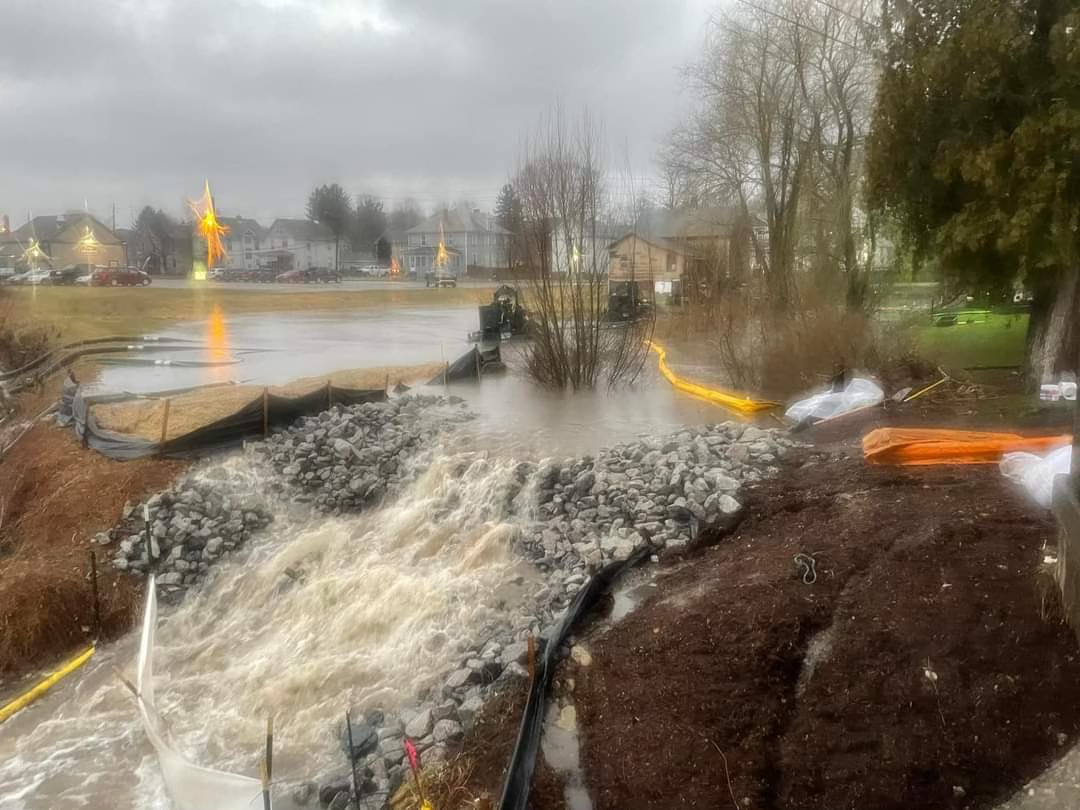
top-left (219, 216), bottom-right (266, 238)
top-left (12, 213), bottom-right (122, 244)
top-left (406, 207), bottom-right (510, 236)
top-left (269, 218), bottom-right (335, 241)
top-left (608, 232), bottom-right (688, 255)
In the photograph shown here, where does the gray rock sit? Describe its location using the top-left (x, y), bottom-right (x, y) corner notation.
top-left (404, 708), bottom-right (433, 739)
top-left (445, 667), bottom-right (478, 690)
top-left (432, 719), bottom-right (464, 744)
top-left (501, 641), bottom-right (528, 667)
top-left (668, 497), bottom-right (693, 522)
top-left (290, 781), bottom-right (317, 806)
top-left (458, 695), bottom-right (484, 733)
top-left (716, 494), bottom-right (742, 515)
top-left (341, 720), bottom-right (378, 761)
top-left (319, 780), bottom-right (350, 806)
top-left (432, 701), bottom-right (459, 722)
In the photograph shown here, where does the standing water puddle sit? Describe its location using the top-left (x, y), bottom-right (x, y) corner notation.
top-left (542, 702), bottom-right (592, 810)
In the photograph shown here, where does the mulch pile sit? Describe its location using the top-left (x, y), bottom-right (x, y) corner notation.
top-left (0, 424), bottom-right (186, 679)
top-left (570, 450), bottom-right (1080, 810)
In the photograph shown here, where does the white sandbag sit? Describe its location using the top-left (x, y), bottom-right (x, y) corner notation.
top-left (785, 377), bottom-right (884, 423)
top-left (1000, 445), bottom-right (1072, 508)
top-left (135, 576), bottom-right (267, 810)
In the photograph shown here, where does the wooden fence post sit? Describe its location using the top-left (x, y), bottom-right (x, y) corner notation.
top-left (158, 398), bottom-right (171, 454)
top-left (262, 387), bottom-right (269, 435)
top-left (326, 379), bottom-right (333, 409)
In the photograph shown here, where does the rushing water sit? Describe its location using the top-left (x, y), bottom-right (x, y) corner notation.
top-left (1, 308), bottom-right (755, 808)
top-left (0, 441), bottom-right (540, 809)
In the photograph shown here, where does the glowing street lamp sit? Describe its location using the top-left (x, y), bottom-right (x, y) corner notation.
top-left (189, 180), bottom-right (230, 280)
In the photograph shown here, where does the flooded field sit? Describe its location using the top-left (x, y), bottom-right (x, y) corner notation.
top-left (0, 305), bottom-right (750, 810)
top-left (92, 306), bottom-right (741, 457)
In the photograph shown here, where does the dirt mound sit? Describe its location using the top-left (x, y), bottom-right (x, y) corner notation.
top-left (572, 452), bottom-right (1080, 810)
top-left (0, 424), bottom-right (186, 677)
top-left (89, 362), bottom-right (446, 442)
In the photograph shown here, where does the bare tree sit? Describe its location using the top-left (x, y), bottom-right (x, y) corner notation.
top-left (515, 107), bottom-right (652, 389)
top-left (668, 0), bottom-right (880, 314)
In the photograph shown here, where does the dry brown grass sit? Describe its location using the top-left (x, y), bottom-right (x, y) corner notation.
top-left (92, 385), bottom-right (263, 441)
top-left (273, 362), bottom-right (446, 397)
top-left (89, 362), bottom-right (446, 442)
top-left (390, 757), bottom-right (488, 810)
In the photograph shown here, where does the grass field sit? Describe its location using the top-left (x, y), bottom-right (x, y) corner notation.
top-left (915, 311), bottom-right (1028, 370)
top-left (0, 284), bottom-right (496, 343)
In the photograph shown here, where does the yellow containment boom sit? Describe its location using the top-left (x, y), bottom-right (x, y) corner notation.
top-left (0, 645), bottom-right (95, 724)
top-left (647, 340), bottom-right (780, 415)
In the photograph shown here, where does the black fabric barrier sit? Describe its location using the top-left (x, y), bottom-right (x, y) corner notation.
top-left (497, 544), bottom-right (653, 810)
top-left (69, 383), bottom-right (387, 460)
top-left (428, 344), bottom-right (504, 385)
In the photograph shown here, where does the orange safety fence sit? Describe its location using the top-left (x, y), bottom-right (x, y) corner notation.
top-left (863, 428), bottom-right (1071, 466)
top-left (647, 341), bottom-right (780, 415)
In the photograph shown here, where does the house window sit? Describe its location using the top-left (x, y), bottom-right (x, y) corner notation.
top-left (667, 253), bottom-right (677, 274)
top-left (421, 234), bottom-right (427, 246)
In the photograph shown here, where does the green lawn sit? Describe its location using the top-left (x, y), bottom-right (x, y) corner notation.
top-left (914, 311), bottom-right (1028, 369)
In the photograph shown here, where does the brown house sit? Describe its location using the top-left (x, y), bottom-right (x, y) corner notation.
top-left (4, 213), bottom-right (126, 270)
top-left (607, 233), bottom-right (688, 288)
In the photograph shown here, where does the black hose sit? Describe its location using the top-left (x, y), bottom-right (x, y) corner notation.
top-left (0, 335), bottom-right (195, 380)
top-left (497, 544), bottom-right (653, 810)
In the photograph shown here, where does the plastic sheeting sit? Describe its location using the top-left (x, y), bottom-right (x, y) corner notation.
top-left (785, 377), bottom-right (884, 424)
top-left (863, 428), bottom-right (1071, 466)
top-left (136, 577), bottom-right (266, 810)
top-left (497, 544), bottom-right (651, 810)
top-left (1001, 445), bottom-right (1073, 508)
top-left (66, 382), bottom-right (387, 460)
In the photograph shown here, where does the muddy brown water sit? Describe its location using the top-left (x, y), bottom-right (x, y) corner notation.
top-left (0, 308), bottom-right (762, 809)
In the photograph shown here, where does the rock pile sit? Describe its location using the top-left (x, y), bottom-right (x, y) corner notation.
top-left (248, 396), bottom-right (472, 514)
top-left (110, 478), bottom-right (272, 589)
top-left (312, 421), bottom-right (796, 808)
top-left (521, 422), bottom-right (792, 570)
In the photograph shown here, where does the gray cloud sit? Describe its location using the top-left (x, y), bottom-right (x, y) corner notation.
top-left (0, 0), bottom-right (708, 225)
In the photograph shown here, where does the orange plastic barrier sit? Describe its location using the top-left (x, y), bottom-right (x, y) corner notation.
top-left (863, 428), bottom-right (1071, 466)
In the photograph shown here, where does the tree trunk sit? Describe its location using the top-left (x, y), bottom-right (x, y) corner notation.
top-left (1028, 265), bottom-right (1079, 385)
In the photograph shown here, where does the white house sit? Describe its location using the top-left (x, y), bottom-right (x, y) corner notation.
top-left (259, 218), bottom-right (338, 271)
top-left (218, 216), bottom-right (266, 270)
top-left (397, 206), bottom-right (510, 276)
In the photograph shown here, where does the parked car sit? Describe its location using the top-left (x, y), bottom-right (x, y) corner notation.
top-left (275, 269), bottom-right (306, 283)
top-left (75, 272), bottom-right (94, 286)
top-left (425, 271), bottom-right (457, 288)
top-left (7, 269), bottom-right (53, 285)
top-left (207, 267), bottom-right (228, 280)
top-left (49, 265), bottom-right (87, 285)
top-left (276, 268), bottom-right (341, 284)
top-left (91, 267), bottom-right (151, 287)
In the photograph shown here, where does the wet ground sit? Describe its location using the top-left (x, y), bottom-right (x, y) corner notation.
top-left (152, 278), bottom-right (496, 293)
top-left (93, 307), bottom-right (750, 457)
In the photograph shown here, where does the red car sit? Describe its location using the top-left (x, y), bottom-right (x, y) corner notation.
top-left (91, 267), bottom-right (152, 287)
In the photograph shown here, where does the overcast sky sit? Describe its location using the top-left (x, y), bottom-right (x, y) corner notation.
top-left (1, 0), bottom-right (712, 228)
